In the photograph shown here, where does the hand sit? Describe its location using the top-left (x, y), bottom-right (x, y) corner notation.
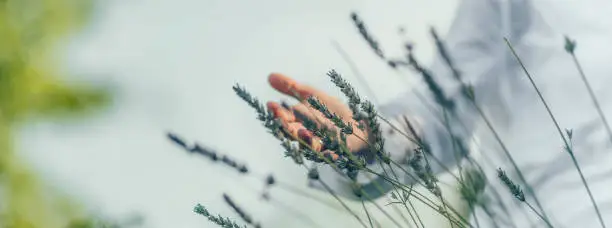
top-left (266, 73), bottom-right (369, 158)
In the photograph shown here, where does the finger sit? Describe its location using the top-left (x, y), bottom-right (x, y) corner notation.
top-left (292, 103), bottom-right (335, 130)
top-left (285, 122), bottom-right (304, 139)
top-left (322, 150), bottom-right (340, 161)
top-left (267, 101), bottom-right (296, 123)
top-left (268, 73), bottom-right (330, 102)
top-left (268, 73), bottom-right (307, 100)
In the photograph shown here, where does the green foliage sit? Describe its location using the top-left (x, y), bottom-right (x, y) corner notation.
top-left (0, 0), bottom-right (116, 227)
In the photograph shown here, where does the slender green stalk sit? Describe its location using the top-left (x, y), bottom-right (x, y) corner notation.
top-left (387, 159), bottom-right (470, 225)
top-left (298, 99), bottom-right (408, 228)
top-left (329, 42), bottom-right (417, 227)
top-left (427, 27), bottom-right (549, 224)
top-left (524, 202), bottom-right (550, 228)
top-left (564, 36), bottom-right (612, 147)
top-left (505, 38), bottom-right (606, 228)
top-left (481, 205), bottom-right (503, 228)
top-left (421, 146), bottom-right (459, 228)
top-left (497, 168), bottom-right (553, 228)
top-left (348, 131), bottom-right (469, 226)
top-left (361, 199), bottom-right (375, 228)
top-left (303, 76), bottom-right (452, 227)
top-left (267, 197), bottom-right (325, 228)
top-left (331, 40), bottom-right (380, 105)
top-left (284, 118), bottom-right (405, 228)
top-left (406, 185), bottom-right (426, 228)
top-left (467, 159), bottom-right (517, 228)
top-left (364, 166), bottom-right (471, 228)
top-left (233, 84), bottom-right (372, 228)
top-left (295, 138), bottom-right (389, 228)
top-left (397, 89), bottom-right (518, 226)
top-left (167, 133), bottom-right (348, 213)
top-left (428, 27), bottom-right (542, 226)
top-left (274, 181), bottom-right (345, 211)
top-left (317, 178), bottom-right (369, 228)
top-left (357, 158), bottom-right (415, 227)
top-left (349, 110), bottom-right (470, 227)
top-left (382, 161), bottom-right (425, 228)
top-left (469, 204), bottom-right (481, 228)
top-left (335, 97), bottom-right (468, 226)
top-left (362, 190), bottom-right (404, 228)
top-left (222, 193), bottom-right (261, 228)
top-left (349, 17), bottom-right (488, 227)
top-left (470, 101), bottom-right (550, 223)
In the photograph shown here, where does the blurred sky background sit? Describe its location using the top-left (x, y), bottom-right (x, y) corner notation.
top-left (16, 0), bottom-right (462, 227)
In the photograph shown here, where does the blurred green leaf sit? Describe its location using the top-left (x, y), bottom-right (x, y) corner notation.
top-left (0, 0), bottom-right (121, 227)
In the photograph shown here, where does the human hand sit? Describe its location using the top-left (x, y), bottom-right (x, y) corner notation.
top-left (266, 73), bottom-right (369, 158)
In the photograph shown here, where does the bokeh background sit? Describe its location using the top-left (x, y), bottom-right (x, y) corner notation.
top-left (12, 0), bottom-right (464, 227)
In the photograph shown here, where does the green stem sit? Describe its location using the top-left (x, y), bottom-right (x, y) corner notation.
top-left (361, 198), bottom-right (375, 228)
top-left (569, 52), bottom-right (612, 146)
top-left (316, 178), bottom-right (369, 228)
top-left (505, 38), bottom-right (605, 228)
top-left (525, 202), bottom-right (553, 228)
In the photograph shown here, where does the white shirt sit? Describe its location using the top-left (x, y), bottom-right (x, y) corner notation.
top-left (312, 0), bottom-right (612, 227)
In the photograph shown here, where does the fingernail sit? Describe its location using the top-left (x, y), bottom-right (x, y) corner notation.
top-left (323, 151), bottom-right (339, 161)
top-left (287, 123), bottom-right (302, 137)
top-left (298, 129), bottom-right (313, 144)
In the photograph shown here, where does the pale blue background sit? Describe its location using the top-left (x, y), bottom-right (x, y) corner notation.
top-left (19, 1), bottom-right (462, 227)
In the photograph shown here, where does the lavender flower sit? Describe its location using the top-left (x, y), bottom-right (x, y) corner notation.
top-left (497, 168), bottom-right (524, 202)
top-left (167, 133), bottom-right (248, 174)
top-left (351, 12), bottom-right (385, 59)
top-left (223, 194), bottom-right (262, 228)
top-left (194, 204), bottom-right (245, 228)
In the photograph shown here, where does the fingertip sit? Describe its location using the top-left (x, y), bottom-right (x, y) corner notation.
top-left (266, 101), bottom-right (282, 117)
top-left (266, 101), bottom-right (280, 110)
top-left (268, 72), bottom-right (290, 81)
top-left (268, 101), bottom-right (296, 122)
top-left (299, 129), bottom-right (324, 152)
top-left (331, 153), bottom-right (339, 161)
top-left (268, 72), bottom-right (296, 94)
top-left (297, 129), bottom-right (313, 142)
top-left (323, 150), bottom-right (339, 161)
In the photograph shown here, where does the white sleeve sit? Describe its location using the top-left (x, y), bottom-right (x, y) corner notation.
top-left (308, 0), bottom-right (533, 200)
